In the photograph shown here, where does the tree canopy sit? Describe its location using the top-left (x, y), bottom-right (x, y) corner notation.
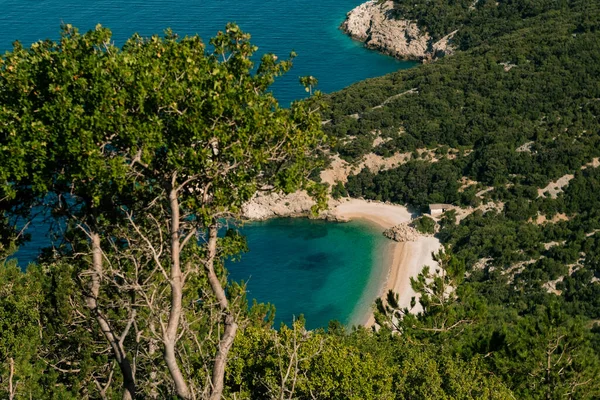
top-left (0, 24), bottom-right (326, 399)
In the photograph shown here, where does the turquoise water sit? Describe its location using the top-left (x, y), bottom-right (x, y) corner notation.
top-left (0, 0), bottom-right (415, 104)
top-left (228, 218), bottom-right (390, 329)
top-left (4, 0), bottom-right (408, 328)
top-left (14, 215), bottom-right (390, 329)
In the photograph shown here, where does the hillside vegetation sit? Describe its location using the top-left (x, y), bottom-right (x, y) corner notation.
top-left (1, 0), bottom-right (600, 398)
top-left (322, 0), bottom-right (600, 397)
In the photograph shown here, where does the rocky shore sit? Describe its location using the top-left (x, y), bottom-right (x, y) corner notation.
top-left (241, 191), bottom-right (316, 220)
top-left (241, 191), bottom-right (349, 222)
top-left (340, 0), bottom-right (456, 61)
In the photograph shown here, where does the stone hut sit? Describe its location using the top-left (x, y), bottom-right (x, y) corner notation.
top-left (429, 203), bottom-right (454, 217)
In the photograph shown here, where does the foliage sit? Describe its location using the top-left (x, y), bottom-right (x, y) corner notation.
top-left (330, 180), bottom-right (348, 199)
top-left (0, 24), bottom-right (325, 399)
top-left (388, 0), bottom-right (474, 40)
top-left (412, 215), bottom-right (436, 234)
top-left (2, 0), bottom-right (600, 397)
top-left (346, 159), bottom-right (465, 210)
top-left (0, 261), bottom-right (45, 399)
top-left (228, 319), bottom-right (513, 399)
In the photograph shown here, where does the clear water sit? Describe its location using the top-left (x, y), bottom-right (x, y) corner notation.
top-left (13, 216), bottom-right (390, 330)
top-left (228, 218), bottom-right (390, 329)
top-left (3, 0), bottom-right (407, 328)
top-left (0, 0), bottom-right (415, 104)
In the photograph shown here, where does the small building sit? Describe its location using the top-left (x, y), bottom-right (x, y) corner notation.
top-left (429, 203), bottom-right (454, 217)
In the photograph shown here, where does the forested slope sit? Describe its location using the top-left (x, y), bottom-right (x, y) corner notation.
top-left (321, 0), bottom-right (600, 397)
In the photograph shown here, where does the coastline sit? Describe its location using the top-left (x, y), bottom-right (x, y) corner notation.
top-left (243, 195), bottom-right (441, 327)
top-left (339, 0), bottom-right (456, 62)
top-left (328, 199), bottom-right (441, 327)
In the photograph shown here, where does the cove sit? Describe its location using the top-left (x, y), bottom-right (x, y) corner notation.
top-left (227, 218), bottom-right (390, 330)
top-left (14, 215), bottom-right (391, 330)
top-left (0, 0), bottom-right (415, 105)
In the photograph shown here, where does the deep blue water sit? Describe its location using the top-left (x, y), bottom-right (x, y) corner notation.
top-left (4, 0), bottom-right (408, 328)
top-left (0, 0), bottom-right (415, 104)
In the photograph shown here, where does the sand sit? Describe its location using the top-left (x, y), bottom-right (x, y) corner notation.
top-left (329, 199), bottom-right (441, 326)
top-left (331, 199), bottom-right (412, 228)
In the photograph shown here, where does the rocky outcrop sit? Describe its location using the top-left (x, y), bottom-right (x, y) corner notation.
top-left (241, 191), bottom-right (317, 220)
top-left (431, 29), bottom-right (458, 59)
top-left (383, 223), bottom-right (420, 242)
top-left (320, 152), bottom-right (411, 187)
top-left (340, 0), bottom-right (456, 61)
top-left (242, 191), bottom-right (351, 221)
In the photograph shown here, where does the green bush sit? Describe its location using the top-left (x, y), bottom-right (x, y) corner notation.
top-left (331, 181), bottom-right (348, 199)
top-left (412, 216), bottom-right (436, 234)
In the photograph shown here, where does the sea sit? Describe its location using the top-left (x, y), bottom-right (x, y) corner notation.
top-left (0, 0), bottom-right (415, 105)
top-left (2, 0), bottom-right (413, 328)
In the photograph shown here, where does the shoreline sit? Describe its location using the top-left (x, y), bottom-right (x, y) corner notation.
top-left (242, 193), bottom-right (441, 328)
top-left (328, 199), bottom-right (440, 327)
top-left (339, 0), bottom-right (456, 62)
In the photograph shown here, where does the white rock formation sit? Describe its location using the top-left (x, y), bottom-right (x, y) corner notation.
top-left (241, 191), bottom-right (317, 220)
top-left (383, 223), bottom-right (420, 242)
top-left (340, 0), bottom-right (456, 60)
top-left (241, 191), bottom-right (353, 222)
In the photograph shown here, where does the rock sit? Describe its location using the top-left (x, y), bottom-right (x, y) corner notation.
top-left (430, 29), bottom-right (458, 59)
top-left (324, 213), bottom-right (350, 223)
top-left (340, 0), bottom-right (456, 61)
top-left (242, 191), bottom-right (316, 220)
top-left (383, 223), bottom-right (420, 242)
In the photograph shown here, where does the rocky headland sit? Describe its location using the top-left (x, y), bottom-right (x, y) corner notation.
top-left (340, 0), bottom-right (456, 61)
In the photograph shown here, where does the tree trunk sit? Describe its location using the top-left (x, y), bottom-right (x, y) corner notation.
top-left (164, 186), bottom-right (191, 400)
top-left (206, 223), bottom-right (238, 400)
top-left (87, 232), bottom-right (136, 400)
top-left (8, 358), bottom-right (15, 400)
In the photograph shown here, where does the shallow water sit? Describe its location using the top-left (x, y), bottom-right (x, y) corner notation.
top-left (228, 218), bottom-right (389, 329)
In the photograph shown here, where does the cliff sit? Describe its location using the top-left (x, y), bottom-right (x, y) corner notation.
top-left (340, 0), bottom-right (456, 61)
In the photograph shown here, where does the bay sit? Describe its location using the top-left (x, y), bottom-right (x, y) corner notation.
top-left (227, 218), bottom-right (389, 330)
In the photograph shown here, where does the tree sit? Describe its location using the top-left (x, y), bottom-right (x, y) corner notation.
top-left (375, 247), bottom-right (470, 336)
top-left (0, 261), bottom-right (44, 400)
top-left (411, 215), bottom-right (436, 234)
top-left (487, 303), bottom-right (600, 399)
top-left (1, 24), bottom-right (326, 399)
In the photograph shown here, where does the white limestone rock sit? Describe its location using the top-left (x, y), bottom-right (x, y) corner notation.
top-left (341, 0), bottom-right (456, 61)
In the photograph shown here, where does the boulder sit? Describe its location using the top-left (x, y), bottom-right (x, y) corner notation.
top-left (383, 223), bottom-right (420, 242)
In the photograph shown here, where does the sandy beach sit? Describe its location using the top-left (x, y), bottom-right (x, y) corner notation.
top-left (330, 199), bottom-right (441, 326)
